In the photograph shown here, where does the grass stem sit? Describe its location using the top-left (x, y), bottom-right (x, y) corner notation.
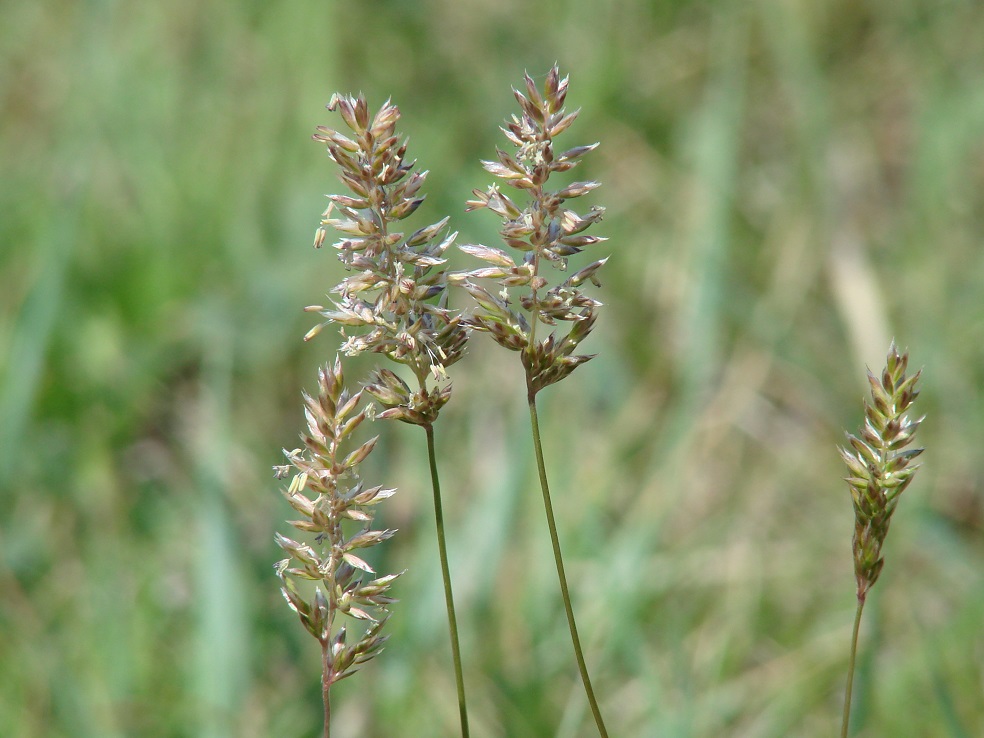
top-left (527, 390), bottom-right (609, 738)
top-left (841, 596), bottom-right (865, 738)
top-left (424, 423), bottom-right (470, 738)
top-left (322, 640), bottom-right (332, 738)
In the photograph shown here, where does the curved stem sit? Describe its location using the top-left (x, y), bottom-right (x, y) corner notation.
top-left (527, 389), bottom-right (609, 738)
top-left (423, 423), bottom-right (470, 738)
top-left (841, 596), bottom-right (866, 738)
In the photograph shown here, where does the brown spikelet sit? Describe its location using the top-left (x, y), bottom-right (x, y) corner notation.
top-left (839, 341), bottom-right (924, 601)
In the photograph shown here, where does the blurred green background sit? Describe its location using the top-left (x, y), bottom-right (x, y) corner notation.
top-left (2, 0), bottom-right (983, 736)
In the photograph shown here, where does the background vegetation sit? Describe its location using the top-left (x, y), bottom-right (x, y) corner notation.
top-left (2, 0), bottom-right (982, 736)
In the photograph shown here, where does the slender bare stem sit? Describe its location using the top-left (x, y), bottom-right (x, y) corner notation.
top-left (321, 640), bottom-right (332, 738)
top-left (526, 388), bottom-right (609, 738)
top-left (841, 596), bottom-right (865, 738)
top-left (423, 423), bottom-right (470, 738)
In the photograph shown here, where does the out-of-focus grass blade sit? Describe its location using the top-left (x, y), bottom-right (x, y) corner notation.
top-left (192, 305), bottom-right (249, 738)
top-left (675, 8), bottom-right (746, 401)
top-left (0, 200), bottom-right (78, 484)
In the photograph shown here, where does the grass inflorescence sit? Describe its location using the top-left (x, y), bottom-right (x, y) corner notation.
top-left (453, 65), bottom-right (612, 737)
top-left (275, 69), bottom-right (933, 738)
top-left (273, 358), bottom-right (401, 737)
top-left (292, 92), bottom-right (471, 736)
top-left (838, 342), bottom-right (924, 737)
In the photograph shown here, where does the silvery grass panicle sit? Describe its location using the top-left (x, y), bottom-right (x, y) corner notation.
top-left (305, 93), bottom-right (472, 736)
top-left (838, 341), bottom-right (923, 737)
top-left (273, 357), bottom-right (400, 738)
top-left (454, 65), bottom-right (607, 396)
top-left (454, 65), bottom-right (611, 737)
top-left (305, 93), bottom-right (467, 397)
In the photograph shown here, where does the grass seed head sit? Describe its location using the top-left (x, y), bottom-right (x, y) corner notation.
top-left (840, 341), bottom-right (924, 601)
top-left (456, 65), bottom-right (608, 395)
top-left (309, 94), bottom-right (468, 421)
top-left (273, 358), bottom-right (401, 682)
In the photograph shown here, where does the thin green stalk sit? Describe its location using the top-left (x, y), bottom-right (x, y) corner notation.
top-left (841, 596), bottom-right (865, 738)
top-left (423, 423), bottom-right (470, 738)
top-left (527, 389), bottom-right (610, 738)
top-left (321, 641), bottom-right (332, 738)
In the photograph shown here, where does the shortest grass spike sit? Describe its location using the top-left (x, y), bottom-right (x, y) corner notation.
top-left (838, 342), bottom-right (924, 736)
top-left (839, 341), bottom-right (924, 602)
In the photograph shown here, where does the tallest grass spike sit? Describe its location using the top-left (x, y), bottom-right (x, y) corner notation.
top-left (453, 65), bottom-right (611, 737)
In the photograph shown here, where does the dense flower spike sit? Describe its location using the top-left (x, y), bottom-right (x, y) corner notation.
top-left (307, 93), bottom-right (473, 737)
top-left (273, 357), bottom-right (401, 705)
top-left (838, 342), bottom-right (924, 736)
top-left (307, 94), bottom-right (468, 425)
top-left (454, 64), bottom-right (607, 395)
top-left (839, 341), bottom-right (924, 601)
top-left (455, 66), bottom-right (612, 738)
